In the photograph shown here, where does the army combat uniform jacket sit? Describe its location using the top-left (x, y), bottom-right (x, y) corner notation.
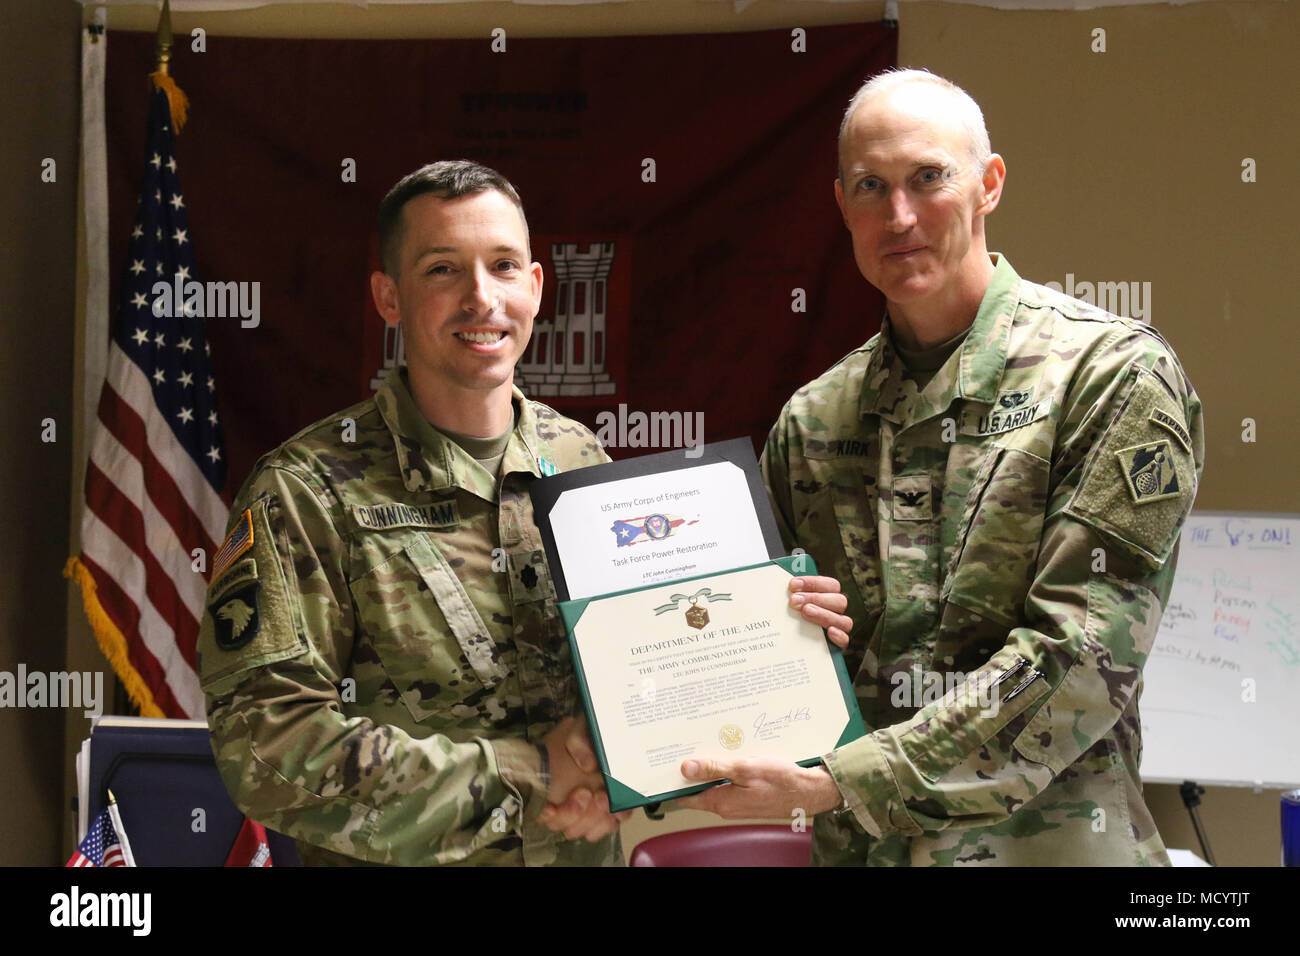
top-left (764, 255), bottom-right (1204, 865)
top-left (198, 367), bottom-right (620, 866)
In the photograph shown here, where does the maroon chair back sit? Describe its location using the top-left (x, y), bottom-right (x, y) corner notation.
top-left (629, 825), bottom-right (811, 867)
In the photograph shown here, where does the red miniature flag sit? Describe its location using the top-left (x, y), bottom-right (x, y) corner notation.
top-left (224, 817), bottom-right (273, 867)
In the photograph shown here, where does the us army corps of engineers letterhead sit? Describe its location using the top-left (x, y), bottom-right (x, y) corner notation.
top-left (530, 437), bottom-right (785, 601)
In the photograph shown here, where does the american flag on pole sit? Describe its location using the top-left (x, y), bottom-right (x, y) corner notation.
top-left (66, 802), bottom-right (136, 868)
top-left (65, 79), bottom-right (227, 719)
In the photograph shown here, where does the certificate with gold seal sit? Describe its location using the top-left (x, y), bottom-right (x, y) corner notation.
top-left (558, 555), bottom-right (867, 811)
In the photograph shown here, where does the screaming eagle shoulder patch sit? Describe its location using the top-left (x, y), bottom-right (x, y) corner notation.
top-left (211, 580), bottom-right (262, 650)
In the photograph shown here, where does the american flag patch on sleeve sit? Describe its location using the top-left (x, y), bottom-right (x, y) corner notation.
top-left (212, 509), bottom-right (254, 581)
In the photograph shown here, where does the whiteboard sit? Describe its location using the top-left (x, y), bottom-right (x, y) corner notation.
top-left (1140, 511), bottom-right (1300, 788)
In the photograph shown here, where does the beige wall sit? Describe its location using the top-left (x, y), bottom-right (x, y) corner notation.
top-left (22, 0), bottom-right (1291, 865)
top-left (897, 0), bottom-right (1296, 869)
top-left (0, 0), bottom-right (84, 865)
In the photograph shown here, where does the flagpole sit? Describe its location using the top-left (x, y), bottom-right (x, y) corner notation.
top-left (106, 789), bottom-right (138, 867)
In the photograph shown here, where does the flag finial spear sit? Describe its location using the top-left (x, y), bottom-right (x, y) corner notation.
top-left (149, 0), bottom-right (189, 132)
top-left (154, 0), bottom-right (173, 76)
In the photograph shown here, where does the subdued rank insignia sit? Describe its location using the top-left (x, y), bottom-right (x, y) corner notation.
top-left (892, 475), bottom-right (933, 520)
top-left (1116, 441), bottom-right (1182, 504)
top-left (212, 581), bottom-right (261, 650)
top-left (685, 604), bottom-right (709, 629)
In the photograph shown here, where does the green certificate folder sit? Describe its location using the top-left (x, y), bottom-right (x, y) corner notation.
top-left (558, 554), bottom-right (867, 812)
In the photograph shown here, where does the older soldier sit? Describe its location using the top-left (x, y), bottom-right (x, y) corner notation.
top-left (198, 160), bottom-right (850, 865)
top-left (680, 70), bottom-right (1204, 866)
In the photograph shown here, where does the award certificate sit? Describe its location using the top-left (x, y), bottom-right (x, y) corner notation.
top-left (560, 556), bottom-right (867, 811)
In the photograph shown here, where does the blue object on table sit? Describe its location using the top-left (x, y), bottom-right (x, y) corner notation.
top-left (1283, 790), bottom-right (1300, 866)
top-left (87, 717), bottom-right (300, 866)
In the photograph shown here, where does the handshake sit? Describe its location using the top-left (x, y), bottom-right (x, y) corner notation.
top-left (535, 575), bottom-right (853, 841)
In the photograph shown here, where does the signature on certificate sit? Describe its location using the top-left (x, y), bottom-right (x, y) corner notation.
top-left (753, 707), bottom-right (812, 736)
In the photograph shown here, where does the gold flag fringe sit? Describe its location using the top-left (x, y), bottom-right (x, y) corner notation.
top-left (149, 71), bottom-right (189, 133)
top-left (63, 556), bottom-right (165, 718)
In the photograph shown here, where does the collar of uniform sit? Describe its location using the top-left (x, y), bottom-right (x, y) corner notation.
top-left (375, 366), bottom-right (456, 493)
top-left (858, 252), bottom-right (1020, 422)
top-left (956, 252), bottom-right (1019, 405)
top-left (502, 387), bottom-right (545, 481)
top-left (376, 367), bottom-right (545, 496)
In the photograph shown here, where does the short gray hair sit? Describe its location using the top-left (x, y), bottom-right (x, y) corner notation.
top-left (377, 159), bottom-right (530, 275)
top-left (837, 68), bottom-right (992, 179)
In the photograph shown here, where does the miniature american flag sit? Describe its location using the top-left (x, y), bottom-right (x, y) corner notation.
top-left (66, 806), bottom-right (133, 868)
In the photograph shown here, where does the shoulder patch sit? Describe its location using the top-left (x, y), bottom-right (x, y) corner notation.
top-left (1116, 441), bottom-right (1183, 504)
top-left (1065, 368), bottom-right (1198, 567)
top-left (197, 498), bottom-right (306, 692)
top-left (212, 509), bottom-right (254, 581)
top-left (211, 581), bottom-right (262, 650)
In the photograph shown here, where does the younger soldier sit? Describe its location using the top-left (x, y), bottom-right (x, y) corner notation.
top-left (199, 160), bottom-right (852, 865)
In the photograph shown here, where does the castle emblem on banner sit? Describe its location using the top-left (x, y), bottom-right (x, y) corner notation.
top-left (516, 241), bottom-right (618, 398)
top-left (369, 322), bottom-right (406, 393)
top-left (369, 240), bottom-right (620, 398)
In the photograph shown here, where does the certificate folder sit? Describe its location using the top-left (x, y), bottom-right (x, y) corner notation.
top-left (559, 554), bottom-right (867, 812)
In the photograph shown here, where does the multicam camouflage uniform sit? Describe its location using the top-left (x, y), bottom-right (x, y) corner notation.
top-left (763, 255), bottom-right (1204, 865)
top-left (198, 367), bottom-right (620, 866)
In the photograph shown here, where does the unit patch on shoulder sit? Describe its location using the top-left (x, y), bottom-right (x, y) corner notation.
top-left (212, 509), bottom-right (254, 582)
top-left (1064, 367), bottom-right (1198, 569)
top-left (351, 500), bottom-right (460, 531)
top-left (211, 580), bottom-right (261, 650)
top-left (1116, 441), bottom-right (1182, 505)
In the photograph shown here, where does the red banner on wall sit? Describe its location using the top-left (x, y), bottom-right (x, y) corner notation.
top-left (105, 25), bottom-right (894, 489)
